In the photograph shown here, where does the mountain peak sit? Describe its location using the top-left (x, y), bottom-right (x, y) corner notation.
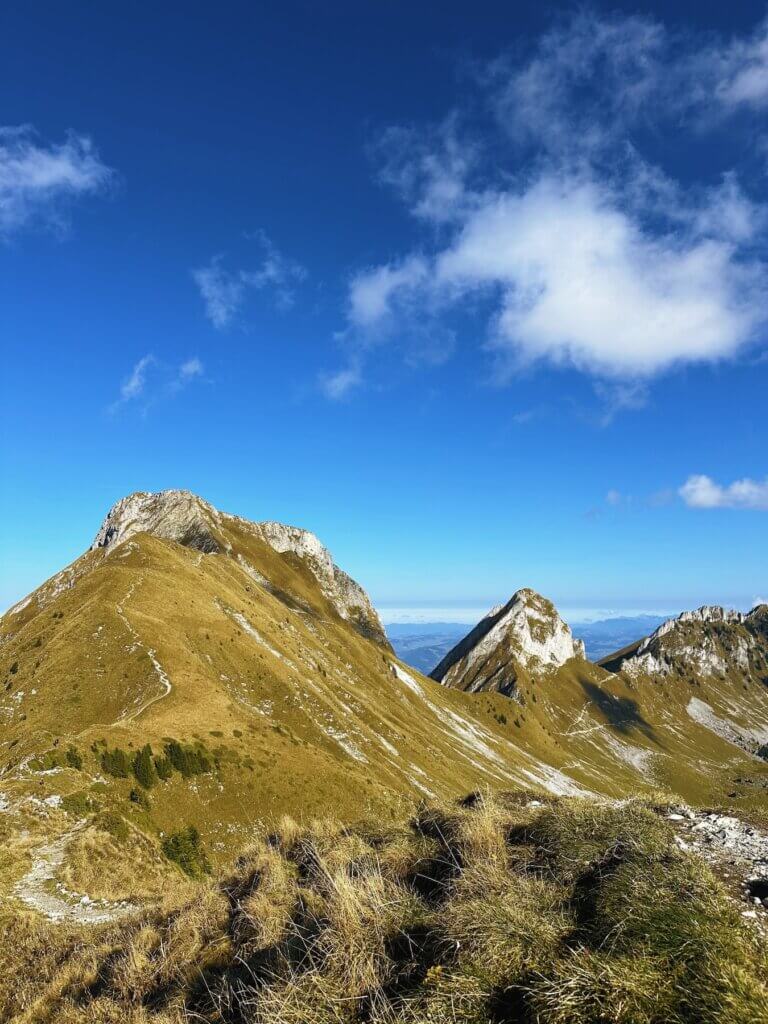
top-left (431, 588), bottom-right (585, 695)
top-left (603, 601), bottom-right (768, 683)
top-left (91, 489), bottom-right (222, 553)
top-left (89, 489), bottom-right (388, 646)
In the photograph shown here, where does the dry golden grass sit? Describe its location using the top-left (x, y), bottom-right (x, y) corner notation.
top-left (56, 820), bottom-right (176, 902)
top-left (3, 792), bottom-right (768, 1024)
top-left (233, 846), bottom-right (300, 954)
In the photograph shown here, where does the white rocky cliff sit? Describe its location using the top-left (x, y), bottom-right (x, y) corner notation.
top-left (431, 588), bottom-right (585, 695)
top-left (606, 604), bottom-right (768, 682)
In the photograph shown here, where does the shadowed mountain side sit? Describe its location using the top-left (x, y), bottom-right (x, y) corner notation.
top-left (580, 681), bottom-right (657, 740)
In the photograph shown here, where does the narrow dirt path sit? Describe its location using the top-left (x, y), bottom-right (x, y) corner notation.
top-left (115, 579), bottom-right (173, 724)
top-left (14, 824), bottom-right (136, 924)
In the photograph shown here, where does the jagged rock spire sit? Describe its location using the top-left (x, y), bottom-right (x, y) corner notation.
top-left (431, 588), bottom-right (585, 695)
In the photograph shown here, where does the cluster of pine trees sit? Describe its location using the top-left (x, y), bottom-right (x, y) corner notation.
top-left (100, 739), bottom-right (215, 788)
top-left (161, 825), bottom-right (211, 877)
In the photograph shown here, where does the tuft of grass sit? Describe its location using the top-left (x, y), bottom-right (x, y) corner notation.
top-left (3, 795), bottom-right (768, 1024)
top-left (526, 797), bottom-right (674, 880)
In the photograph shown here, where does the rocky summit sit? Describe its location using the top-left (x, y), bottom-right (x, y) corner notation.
top-left (89, 489), bottom-right (389, 646)
top-left (600, 602), bottom-right (768, 685)
top-left (431, 588), bottom-right (586, 694)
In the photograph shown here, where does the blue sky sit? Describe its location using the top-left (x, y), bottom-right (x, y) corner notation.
top-left (1, 1), bottom-right (766, 619)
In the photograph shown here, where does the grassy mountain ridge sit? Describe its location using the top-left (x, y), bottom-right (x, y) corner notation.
top-left (1, 490), bottom-right (768, 933)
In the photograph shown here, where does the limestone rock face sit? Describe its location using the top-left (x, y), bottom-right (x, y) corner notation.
top-left (431, 588), bottom-right (585, 695)
top-left (247, 521), bottom-right (388, 645)
top-left (91, 490), bottom-right (222, 553)
top-left (609, 604), bottom-right (768, 683)
top-left (91, 490), bottom-right (389, 647)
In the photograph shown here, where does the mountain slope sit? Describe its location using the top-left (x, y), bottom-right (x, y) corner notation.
top-left (600, 604), bottom-right (768, 762)
top-left (2, 492), bottom-right (768, 924)
top-left (0, 491), bottom-right (612, 916)
top-left (429, 592), bottom-right (768, 814)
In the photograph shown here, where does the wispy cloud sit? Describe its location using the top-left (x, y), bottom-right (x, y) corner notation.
top-left (193, 232), bottom-right (306, 328)
top-left (319, 362), bottom-right (362, 400)
top-left (329, 13), bottom-right (768, 405)
top-left (679, 474), bottom-right (768, 510)
top-left (170, 356), bottom-right (205, 393)
top-left (710, 20), bottom-right (768, 109)
top-left (178, 356), bottom-right (203, 382)
top-left (0, 124), bottom-right (112, 236)
top-left (511, 408), bottom-right (539, 425)
top-left (594, 381), bottom-right (649, 426)
top-left (118, 354), bottom-right (154, 404)
top-left (111, 355), bottom-right (204, 412)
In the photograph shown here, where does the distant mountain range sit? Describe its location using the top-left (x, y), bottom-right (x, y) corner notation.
top-left (388, 613), bottom-right (670, 672)
top-left (2, 488), bottom-right (767, 931)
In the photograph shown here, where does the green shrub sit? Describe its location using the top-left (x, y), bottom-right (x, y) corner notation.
top-left (65, 745), bottom-right (83, 770)
top-left (132, 744), bottom-right (157, 789)
top-left (165, 739), bottom-right (214, 777)
top-left (162, 825), bottom-right (211, 878)
top-left (154, 755), bottom-right (173, 780)
top-left (36, 748), bottom-right (66, 771)
top-left (129, 787), bottom-right (151, 810)
top-left (101, 747), bottom-right (131, 778)
top-left (62, 791), bottom-right (96, 816)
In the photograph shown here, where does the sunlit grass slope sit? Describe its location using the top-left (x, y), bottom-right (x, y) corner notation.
top-left (1, 489), bottom-right (767, 920)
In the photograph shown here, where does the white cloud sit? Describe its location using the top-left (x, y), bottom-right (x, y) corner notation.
top-left (193, 233), bottom-right (305, 328)
top-left (112, 355), bottom-right (204, 411)
top-left (491, 12), bottom-right (768, 145)
top-left (319, 363), bottom-right (361, 400)
top-left (348, 256), bottom-right (428, 329)
top-left (359, 174), bottom-right (764, 379)
top-left (593, 380), bottom-right (649, 426)
top-left (679, 474), bottom-right (768, 510)
top-left (606, 490), bottom-right (623, 506)
top-left (178, 356), bottom-right (203, 381)
top-left (0, 125), bottom-right (112, 235)
top-left (373, 119), bottom-right (477, 223)
top-left (490, 12), bottom-right (667, 158)
top-left (119, 354), bottom-right (154, 403)
top-left (339, 13), bottom-right (768, 396)
top-left (170, 356), bottom-right (204, 393)
top-left (192, 259), bottom-right (246, 329)
top-left (712, 20), bottom-right (768, 109)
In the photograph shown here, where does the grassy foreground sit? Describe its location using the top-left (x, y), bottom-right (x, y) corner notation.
top-left (3, 793), bottom-right (767, 1024)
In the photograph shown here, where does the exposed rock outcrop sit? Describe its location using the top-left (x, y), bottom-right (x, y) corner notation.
top-left (91, 490), bottom-right (222, 554)
top-left (603, 604), bottom-right (768, 684)
top-left (430, 588), bottom-right (585, 695)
